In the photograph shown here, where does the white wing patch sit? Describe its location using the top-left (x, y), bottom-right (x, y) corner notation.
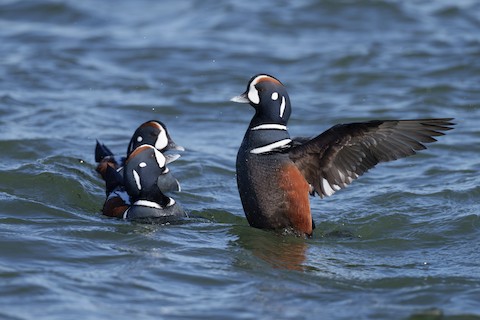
top-left (319, 169), bottom-right (360, 197)
top-left (321, 178), bottom-right (335, 197)
top-left (320, 177), bottom-right (343, 197)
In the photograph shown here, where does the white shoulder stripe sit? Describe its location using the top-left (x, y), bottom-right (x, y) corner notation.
top-left (132, 199), bottom-right (176, 209)
top-left (250, 124), bottom-right (287, 131)
top-left (250, 139), bottom-right (292, 154)
top-left (134, 200), bottom-right (162, 209)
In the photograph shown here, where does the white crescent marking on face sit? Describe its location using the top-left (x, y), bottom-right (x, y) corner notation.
top-left (133, 169), bottom-right (141, 190)
top-left (279, 96), bottom-right (286, 118)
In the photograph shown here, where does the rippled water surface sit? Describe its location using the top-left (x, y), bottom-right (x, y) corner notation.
top-left (1, 1), bottom-right (479, 319)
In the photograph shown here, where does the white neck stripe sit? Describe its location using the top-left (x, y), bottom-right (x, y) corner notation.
top-left (250, 139), bottom-right (292, 154)
top-left (250, 124), bottom-right (287, 131)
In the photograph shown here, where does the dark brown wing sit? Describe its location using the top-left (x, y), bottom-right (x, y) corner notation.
top-left (289, 118), bottom-right (455, 198)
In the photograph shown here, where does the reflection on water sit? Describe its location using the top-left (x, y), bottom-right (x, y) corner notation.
top-left (232, 226), bottom-right (308, 271)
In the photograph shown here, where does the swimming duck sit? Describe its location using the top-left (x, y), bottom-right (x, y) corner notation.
top-left (232, 74), bottom-right (454, 237)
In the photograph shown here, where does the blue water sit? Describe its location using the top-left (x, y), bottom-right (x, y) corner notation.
top-left (1, 1), bottom-right (479, 319)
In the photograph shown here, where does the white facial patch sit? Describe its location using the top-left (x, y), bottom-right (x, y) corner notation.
top-left (247, 83), bottom-right (260, 104)
top-left (153, 148), bottom-right (166, 168)
top-left (155, 128), bottom-right (168, 151)
top-left (139, 162), bottom-right (147, 168)
top-left (271, 92), bottom-right (279, 101)
top-left (133, 169), bottom-right (141, 191)
top-left (247, 75), bottom-right (271, 105)
top-left (279, 96), bottom-right (286, 118)
top-left (137, 136), bottom-right (143, 143)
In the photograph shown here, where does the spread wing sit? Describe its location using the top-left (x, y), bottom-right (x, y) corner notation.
top-left (288, 118), bottom-right (455, 198)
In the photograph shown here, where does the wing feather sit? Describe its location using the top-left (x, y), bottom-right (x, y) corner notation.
top-left (289, 118), bottom-right (454, 198)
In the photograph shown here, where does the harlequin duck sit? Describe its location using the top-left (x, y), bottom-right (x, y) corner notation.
top-left (95, 140), bottom-right (117, 181)
top-left (102, 144), bottom-right (186, 221)
top-left (101, 164), bottom-right (130, 218)
top-left (126, 120), bottom-right (184, 158)
top-left (231, 74), bottom-right (454, 237)
top-left (95, 120), bottom-right (184, 191)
